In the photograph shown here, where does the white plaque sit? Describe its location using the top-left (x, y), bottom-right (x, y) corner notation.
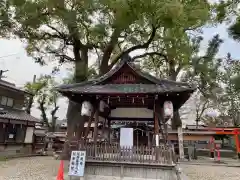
top-left (120, 128), bottom-right (133, 148)
top-left (68, 151), bottom-right (86, 177)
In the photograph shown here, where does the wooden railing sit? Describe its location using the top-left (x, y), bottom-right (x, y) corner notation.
top-left (77, 143), bottom-right (175, 165)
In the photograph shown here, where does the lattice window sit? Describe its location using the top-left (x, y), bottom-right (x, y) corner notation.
top-left (112, 73), bottom-right (136, 84)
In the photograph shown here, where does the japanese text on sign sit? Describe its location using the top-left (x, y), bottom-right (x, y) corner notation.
top-left (68, 151), bottom-right (86, 177)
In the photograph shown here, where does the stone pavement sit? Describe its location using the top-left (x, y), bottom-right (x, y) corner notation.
top-left (180, 156), bottom-right (240, 167)
top-left (181, 164), bottom-right (240, 180)
top-left (0, 156), bottom-right (239, 180)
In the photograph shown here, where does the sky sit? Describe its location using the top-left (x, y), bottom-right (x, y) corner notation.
top-left (0, 22), bottom-right (240, 122)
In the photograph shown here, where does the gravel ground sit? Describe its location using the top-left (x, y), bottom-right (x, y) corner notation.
top-left (0, 156), bottom-right (240, 180)
top-left (181, 164), bottom-right (240, 180)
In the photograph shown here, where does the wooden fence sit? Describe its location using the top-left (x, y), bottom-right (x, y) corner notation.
top-left (78, 143), bottom-right (175, 165)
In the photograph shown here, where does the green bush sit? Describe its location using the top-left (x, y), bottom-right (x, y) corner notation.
top-left (0, 156), bottom-right (7, 161)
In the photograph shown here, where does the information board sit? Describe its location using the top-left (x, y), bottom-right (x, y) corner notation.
top-left (120, 128), bottom-right (133, 147)
top-left (68, 151), bottom-right (86, 177)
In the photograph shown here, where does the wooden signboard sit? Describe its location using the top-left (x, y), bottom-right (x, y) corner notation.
top-left (68, 151), bottom-right (86, 178)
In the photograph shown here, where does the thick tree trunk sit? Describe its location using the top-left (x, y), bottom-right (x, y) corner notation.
top-left (171, 111), bottom-right (182, 130)
top-left (61, 101), bottom-right (85, 159)
top-left (61, 48), bottom-right (88, 159)
top-left (168, 67), bottom-right (182, 130)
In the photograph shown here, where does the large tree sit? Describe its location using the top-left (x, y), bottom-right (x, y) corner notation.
top-left (6, 0), bottom-right (213, 157)
top-left (141, 31), bottom-right (223, 128)
top-left (217, 54), bottom-right (240, 126)
top-left (25, 75), bottom-right (60, 132)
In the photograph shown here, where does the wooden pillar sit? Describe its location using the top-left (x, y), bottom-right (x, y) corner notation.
top-left (4, 122), bottom-right (9, 143)
top-left (234, 131), bottom-right (240, 159)
top-left (154, 103), bottom-right (159, 147)
top-left (108, 119), bottom-right (111, 144)
top-left (147, 131), bottom-right (151, 147)
top-left (84, 107), bottom-right (96, 142)
top-left (178, 126), bottom-right (184, 159)
top-left (93, 104), bottom-right (100, 145)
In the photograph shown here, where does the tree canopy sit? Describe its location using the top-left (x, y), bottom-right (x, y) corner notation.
top-left (5, 0), bottom-right (212, 79)
top-left (24, 75), bottom-right (60, 132)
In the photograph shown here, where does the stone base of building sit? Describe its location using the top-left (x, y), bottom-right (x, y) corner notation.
top-left (62, 161), bottom-right (179, 180)
top-left (0, 144), bottom-right (33, 158)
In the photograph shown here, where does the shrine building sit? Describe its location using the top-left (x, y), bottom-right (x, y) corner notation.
top-left (57, 56), bottom-right (196, 148)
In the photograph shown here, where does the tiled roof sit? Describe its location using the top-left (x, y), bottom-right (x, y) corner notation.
top-left (0, 79), bottom-right (32, 95)
top-left (0, 107), bottom-right (40, 122)
top-left (57, 56), bottom-right (195, 94)
top-left (59, 83), bottom-right (193, 94)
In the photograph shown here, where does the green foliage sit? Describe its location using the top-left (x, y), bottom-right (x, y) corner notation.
top-left (0, 156), bottom-right (7, 161)
top-left (0, 0), bottom-right (12, 37)
top-left (3, 0), bottom-right (214, 132)
top-left (24, 75), bottom-right (60, 131)
top-left (217, 54), bottom-right (240, 125)
top-left (6, 0), bottom-right (212, 79)
top-left (192, 35), bottom-right (223, 98)
top-left (229, 17), bottom-right (240, 41)
top-left (213, 0), bottom-right (240, 41)
top-left (141, 30), bottom-right (223, 127)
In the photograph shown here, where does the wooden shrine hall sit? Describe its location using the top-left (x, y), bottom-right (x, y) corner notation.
top-left (57, 55), bottom-right (195, 149)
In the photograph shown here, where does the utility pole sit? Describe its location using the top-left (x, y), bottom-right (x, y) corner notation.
top-left (0, 70), bottom-right (8, 79)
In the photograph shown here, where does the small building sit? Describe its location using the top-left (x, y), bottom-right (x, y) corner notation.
top-left (0, 79), bottom-right (40, 157)
top-left (57, 56), bottom-right (196, 164)
top-left (34, 122), bottom-right (47, 152)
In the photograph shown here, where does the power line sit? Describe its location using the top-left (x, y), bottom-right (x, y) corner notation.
top-left (0, 53), bottom-right (20, 60)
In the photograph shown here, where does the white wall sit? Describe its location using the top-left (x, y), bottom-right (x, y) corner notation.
top-left (110, 108), bottom-right (153, 118)
top-left (24, 127), bottom-right (34, 143)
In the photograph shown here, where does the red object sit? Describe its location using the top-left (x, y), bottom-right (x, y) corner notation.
top-left (209, 136), bottom-right (215, 152)
top-left (56, 160), bottom-right (64, 180)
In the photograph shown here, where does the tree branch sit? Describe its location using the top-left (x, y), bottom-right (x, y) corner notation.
top-left (175, 65), bottom-right (182, 75)
top-left (199, 100), bottom-right (209, 118)
top-left (46, 25), bottom-right (67, 39)
top-left (51, 106), bottom-right (59, 118)
top-left (100, 28), bottom-right (121, 74)
top-left (55, 54), bottom-right (75, 62)
top-left (38, 95), bottom-right (49, 127)
top-left (109, 25), bottom-right (157, 69)
top-left (132, 52), bottom-right (168, 61)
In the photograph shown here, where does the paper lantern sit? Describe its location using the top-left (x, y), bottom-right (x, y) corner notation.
top-left (81, 101), bottom-right (92, 116)
top-left (163, 101), bottom-right (173, 118)
top-left (99, 100), bottom-right (106, 112)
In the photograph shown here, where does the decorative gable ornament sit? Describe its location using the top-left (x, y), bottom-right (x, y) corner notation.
top-left (81, 101), bottom-right (92, 116)
top-left (163, 101), bottom-right (173, 119)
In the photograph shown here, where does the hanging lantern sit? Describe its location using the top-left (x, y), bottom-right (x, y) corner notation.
top-left (81, 101), bottom-right (92, 116)
top-left (99, 100), bottom-right (106, 112)
top-left (163, 101), bottom-right (173, 118)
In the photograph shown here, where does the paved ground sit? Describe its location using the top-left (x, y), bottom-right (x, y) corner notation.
top-left (0, 157), bottom-right (240, 180)
top-left (181, 164), bottom-right (240, 180)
